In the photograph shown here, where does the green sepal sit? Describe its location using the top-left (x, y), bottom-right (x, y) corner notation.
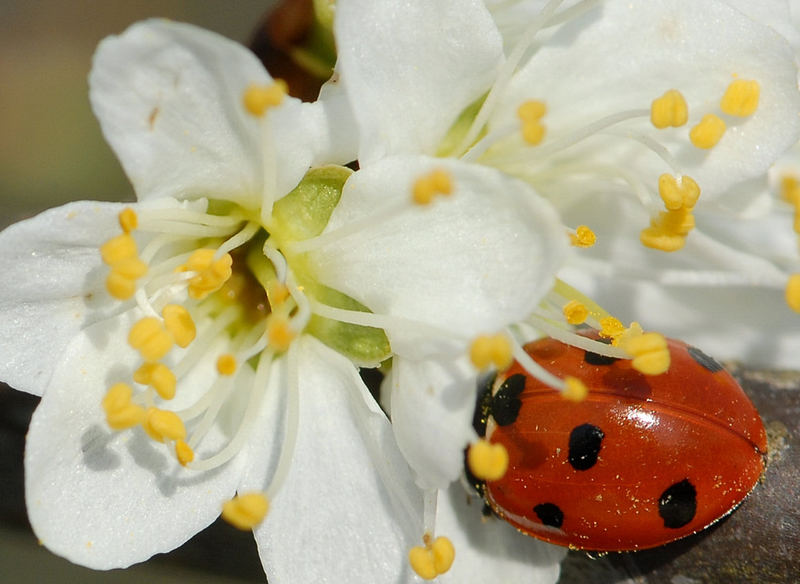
top-left (307, 284), bottom-right (392, 368)
top-left (244, 232), bottom-right (276, 293)
top-left (435, 93), bottom-right (488, 157)
top-left (271, 165), bottom-right (351, 242)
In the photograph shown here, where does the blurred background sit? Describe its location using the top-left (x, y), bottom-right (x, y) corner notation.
top-left (1, 2), bottom-right (274, 582)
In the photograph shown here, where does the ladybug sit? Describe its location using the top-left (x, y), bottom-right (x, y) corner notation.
top-left (470, 333), bottom-right (767, 551)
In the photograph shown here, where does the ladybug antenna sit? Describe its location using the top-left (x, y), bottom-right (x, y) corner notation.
top-left (408, 490), bottom-right (456, 580)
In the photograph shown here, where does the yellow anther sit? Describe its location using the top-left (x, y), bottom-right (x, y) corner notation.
top-left (267, 315), bottom-right (296, 352)
top-left (641, 206), bottom-right (696, 252)
top-left (133, 362), bottom-right (177, 400)
top-left (781, 177), bottom-right (800, 234)
top-left (521, 120), bottom-right (546, 145)
top-left (781, 176), bottom-right (800, 204)
top-left (516, 97), bottom-right (547, 145)
top-left (620, 332), bottom-right (670, 375)
top-left (118, 208), bottom-right (138, 233)
top-left (569, 225), bottom-right (596, 248)
top-left (175, 440), bottom-right (195, 466)
top-left (689, 113), bottom-right (726, 149)
top-left (105, 271), bottom-right (137, 300)
top-left (785, 274), bottom-right (800, 313)
top-left (102, 382), bottom-right (146, 430)
top-left (518, 100), bottom-right (547, 122)
top-left (562, 376), bottom-right (589, 402)
top-left (619, 321), bottom-right (644, 341)
top-left (640, 224), bottom-right (687, 252)
top-left (217, 353), bottom-right (237, 376)
top-left (720, 79), bottom-right (760, 117)
top-left (650, 89), bottom-right (689, 129)
top-left (431, 537), bottom-right (455, 576)
top-left (100, 233), bottom-right (138, 265)
top-left (267, 281), bottom-right (290, 306)
top-left (162, 304), bottom-right (196, 348)
top-left (409, 535), bottom-right (455, 581)
top-left (128, 317), bottom-right (174, 362)
top-left (142, 407), bottom-right (187, 443)
top-left (469, 333), bottom-right (513, 371)
top-left (563, 300), bottom-right (589, 325)
top-left (242, 81), bottom-right (287, 116)
top-left (222, 493), bottom-right (270, 530)
top-left (181, 249), bottom-right (234, 300)
top-left (660, 208), bottom-right (695, 236)
top-left (467, 439), bottom-right (509, 481)
top-left (412, 169), bottom-right (454, 205)
top-left (599, 317), bottom-right (625, 341)
top-left (658, 174), bottom-right (700, 211)
top-left (111, 257), bottom-right (148, 280)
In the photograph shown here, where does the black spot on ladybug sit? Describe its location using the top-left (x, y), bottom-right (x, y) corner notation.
top-left (491, 374), bottom-right (526, 426)
top-left (687, 345), bottom-right (724, 373)
top-left (534, 503), bottom-right (564, 528)
top-left (659, 479), bottom-right (697, 529)
top-left (568, 423), bottom-right (604, 471)
top-left (473, 372), bottom-right (496, 437)
top-left (584, 350), bottom-right (619, 366)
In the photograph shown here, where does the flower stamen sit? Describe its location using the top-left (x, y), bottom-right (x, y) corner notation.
top-left (720, 79), bottom-right (760, 117)
top-left (216, 353), bottom-right (237, 376)
top-left (689, 113), bottom-right (726, 149)
top-left (242, 81), bottom-right (287, 117)
top-left (562, 300), bottom-right (588, 325)
top-left (222, 492), bottom-right (270, 530)
top-left (785, 274), bottom-right (800, 313)
top-left (650, 89), bottom-right (689, 129)
top-left (142, 407), bottom-right (187, 443)
top-left (102, 383), bottom-right (146, 430)
top-left (467, 439), bottom-right (509, 481)
top-left (412, 168), bottom-right (454, 205)
top-left (133, 362), bottom-right (177, 400)
top-left (569, 225), bottom-right (596, 248)
top-left (470, 333), bottom-right (513, 371)
top-left (128, 317), bottom-right (174, 362)
top-left (179, 248), bottom-right (234, 300)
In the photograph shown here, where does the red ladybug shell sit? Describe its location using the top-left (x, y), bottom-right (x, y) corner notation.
top-left (478, 335), bottom-right (767, 551)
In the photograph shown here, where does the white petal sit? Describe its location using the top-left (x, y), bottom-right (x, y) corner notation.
top-left (559, 193), bottom-right (800, 367)
top-left (388, 357), bottom-right (478, 489)
top-left (0, 201), bottom-right (123, 395)
top-left (90, 19), bottom-right (309, 207)
top-left (723, 0), bottom-right (800, 47)
top-left (493, 0), bottom-right (800, 202)
top-left (566, 265), bottom-right (800, 369)
top-left (334, 0), bottom-right (503, 163)
top-left (25, 310), bottom-right (248, 569)
top-left (244, 337), bottom-right (423, 583)
top-left (437, 483), bottom-right (566, 583)
top-left (305, 156), bottom-right (567, 358)
top-left (265, 96), bottom-right (357, 205)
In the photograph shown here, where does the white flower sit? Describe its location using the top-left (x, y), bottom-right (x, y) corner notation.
top-left (0, 18), bottom-right (566, 583)
top-left (332, 0), bottom-right (800, 579)
top-left (335, 0), bottom-right (800, 361)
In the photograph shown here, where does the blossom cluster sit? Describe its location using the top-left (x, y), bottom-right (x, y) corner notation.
top-left (2, 1), bottom-right (800, 583)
